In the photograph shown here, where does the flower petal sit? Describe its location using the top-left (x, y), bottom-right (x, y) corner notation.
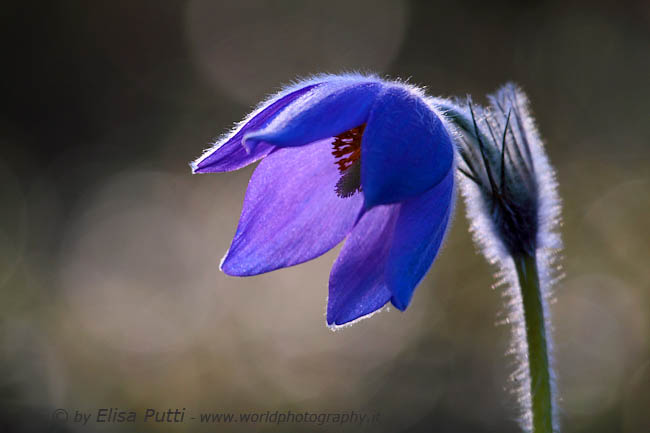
top-left (327, 204), bottom-right (399, 326)
top-left (192, 83), bottom-right (320, 173)
top-left (221, 138), bottom-right (364, 276)
top-left (327, 166), bottom-right (455, 325)
top-left (386, 168), bottom-right (455, 310)
top-left (244, 79), bottom-right (383, 151)
top-left (361, 86), bottom-right (454, 207)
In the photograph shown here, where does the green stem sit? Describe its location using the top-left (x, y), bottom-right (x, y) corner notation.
top-left (514, 254), bottom-right (554, 433)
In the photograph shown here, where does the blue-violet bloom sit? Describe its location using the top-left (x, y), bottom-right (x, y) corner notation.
top-left (192, 74), bottom-right (456, 326)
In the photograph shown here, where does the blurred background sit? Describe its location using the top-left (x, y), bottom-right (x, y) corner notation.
top-left (1, 0), bottom-right (648, 432)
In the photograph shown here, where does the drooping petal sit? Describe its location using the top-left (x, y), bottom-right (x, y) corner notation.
top-left (361, 86), bottom-right (454, 208)
top-left (192, 83), bottom-right (320, 173)
top-left (385, 168), bottom-right (455, 310)
top-left (243, 79), bottom-right (383, 151)
top-left (327, 204), bottom-right (399, 326)
top-left (221, 139), bottom-right (364, 276)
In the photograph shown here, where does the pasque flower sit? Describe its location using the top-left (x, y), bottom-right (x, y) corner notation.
top-left (192, 74), bottom-right (455, 326)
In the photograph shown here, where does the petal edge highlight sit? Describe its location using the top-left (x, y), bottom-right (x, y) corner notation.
top-left (244, 80), bottom-right (383, 151)
top-left (192, 83), bottom-right (320, 173)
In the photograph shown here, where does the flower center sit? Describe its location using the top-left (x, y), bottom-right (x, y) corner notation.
top-left (332, 124), bottom-right (365, 172)
top-left (332, 124), bottom-right (365, 198)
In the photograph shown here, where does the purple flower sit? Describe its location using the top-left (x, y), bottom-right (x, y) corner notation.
top-left (192, 74), bottom-right (455, 326)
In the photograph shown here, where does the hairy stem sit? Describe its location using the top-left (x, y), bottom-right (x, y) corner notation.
top-left (514, 254), bottom-right (553, 433)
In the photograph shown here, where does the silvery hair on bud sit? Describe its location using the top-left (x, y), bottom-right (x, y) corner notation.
top-left (433, 83), bottom-right (563, 432)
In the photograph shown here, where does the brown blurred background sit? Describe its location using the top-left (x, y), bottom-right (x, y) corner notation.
top-left (1, 1), bottom-right (648, 432)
